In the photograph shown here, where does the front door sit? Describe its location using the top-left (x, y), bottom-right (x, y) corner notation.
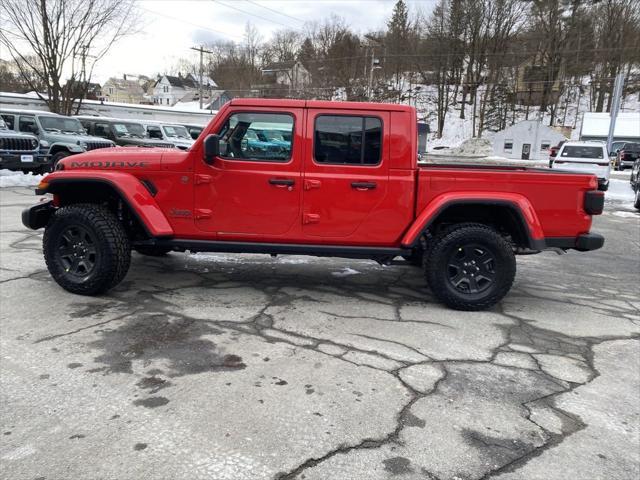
top-left (194, 108), bottom-right (303, 238)
top-left (302, 110), bottom-right (389, 242)
top-left (521, 143), bottom-right (531, 160)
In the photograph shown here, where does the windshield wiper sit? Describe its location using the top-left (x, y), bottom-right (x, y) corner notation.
top-left (44, 127), bottom-right (62, 133)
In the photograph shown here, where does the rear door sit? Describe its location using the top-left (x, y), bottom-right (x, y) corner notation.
top-left (302, 110), bottom-right (389, 242)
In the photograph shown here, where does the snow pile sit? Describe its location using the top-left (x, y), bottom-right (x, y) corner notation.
top-left (429, 137), bottom-right (494, 157)
top-left (0, 169), bottom-right (44, 188)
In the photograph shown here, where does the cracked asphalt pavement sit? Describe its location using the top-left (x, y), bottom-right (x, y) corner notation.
top-left (1, 187), bottom-right (639, 480)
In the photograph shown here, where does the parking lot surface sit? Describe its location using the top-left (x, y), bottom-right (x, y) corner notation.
top-left (1, 186), bottom-right (639, 480)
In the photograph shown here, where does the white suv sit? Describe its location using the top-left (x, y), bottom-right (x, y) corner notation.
top-left (550, 141), bottom-right (611, 191)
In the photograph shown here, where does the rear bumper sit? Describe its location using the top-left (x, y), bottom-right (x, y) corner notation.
top-left (540, 233), bottom-right (605, 252)
top-left (22, 200), bottom-right (55, 230)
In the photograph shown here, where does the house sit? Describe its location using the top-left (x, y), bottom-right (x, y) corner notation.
top-left (152, 74), bottom-right (218, 107)
top-left (63, 81), bottom-right (102, 100)
top-left (579, 112), bottom-right (640, 145)
top-left (100, 75), bottom-right (147, 104)
top-left (257, 61), bottom-right (311, 97)
top-left (493, 120), bottom-right (567, 160)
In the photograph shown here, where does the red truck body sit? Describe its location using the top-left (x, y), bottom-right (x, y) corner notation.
top-left (23, 98), bottom-right (605, 309)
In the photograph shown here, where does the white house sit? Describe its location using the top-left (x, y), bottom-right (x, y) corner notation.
top-left (580, 112), bottom-right (640, 144)
top-left (152, 74), bottom-right (218, 107)
top-left (492, 120), bottom-right (567, 160)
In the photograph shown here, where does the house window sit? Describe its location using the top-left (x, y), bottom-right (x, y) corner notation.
top-left (108, 87), bottom-right (114, 95)
top-left (314, 115), bottom-right (382, 165)
top-left (166, 98), bottom-right (170, 105)
top-left (504, 140), bottom-right (513, 152)
top-left (540, 141), bottom-right (550, 150)
top-left (217, 112), bottom-right (294, 162)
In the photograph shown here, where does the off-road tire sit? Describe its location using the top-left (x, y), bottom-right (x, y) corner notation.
top-left (134, 246), bottom-right (172, 257)
top-left (51, 151), bottom-right (70, 171)
top-left (43, 204), bottom-right (131, 295)
top-left (424, 223), bottom-right (516, 311)
top-left (634, 189), bottom-right (640, 210)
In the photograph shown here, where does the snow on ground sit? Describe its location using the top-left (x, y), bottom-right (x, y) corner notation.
top-left (606, 178), bottom-right (635, 204)
top-left (0, 169), bottom-right (44, 188)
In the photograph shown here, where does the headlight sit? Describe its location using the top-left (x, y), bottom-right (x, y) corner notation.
top-left (31, 138), bottom-right (39, 148)
top-left (39, 140), bottom-right (50, 148)
top-left (79, 141), bottom-right (88, 149)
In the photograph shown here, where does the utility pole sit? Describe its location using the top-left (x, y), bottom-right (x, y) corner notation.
top-left (606, 73), bottom-right (625, 154)
top-left (191, 45), bottom-right (213, 110)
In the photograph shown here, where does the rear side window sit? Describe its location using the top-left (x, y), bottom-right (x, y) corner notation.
top-left (561, 146), bottom-right (604, 159)
top-left (314, 115), bottom-right (382, 165)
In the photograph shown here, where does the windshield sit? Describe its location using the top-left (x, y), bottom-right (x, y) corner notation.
top-left (39, 116), bottom-right (83, 134)
top-left (561, 146), bottom-right (604, 159)
top-left (0, 117), bottom-right (6, 130)
top-left (113, 122), bottom-right (147, 138)
top-left (162, 125), bottom-right (191, 139)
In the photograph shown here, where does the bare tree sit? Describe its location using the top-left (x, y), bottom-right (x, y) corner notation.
top-left (0, 0), bottom-right (138, 114)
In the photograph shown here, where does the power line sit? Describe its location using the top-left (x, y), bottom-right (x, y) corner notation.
top-left (212, 0), bottom-right (300, 30)
top-left (243, 0), bottom-right (306, 24)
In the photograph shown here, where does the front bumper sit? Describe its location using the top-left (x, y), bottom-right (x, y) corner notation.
top-left (22, 200), bottom-right (55, 230)
top-left (542, 233), bottom-right (605, 252)
top-left (0, 153), bottom-right (51, 170)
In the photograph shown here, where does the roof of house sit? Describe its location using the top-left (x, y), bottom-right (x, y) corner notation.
top-left (158, 74), bottom-right (217, 89)
top-left (581, 112), bottom-right (640, 138)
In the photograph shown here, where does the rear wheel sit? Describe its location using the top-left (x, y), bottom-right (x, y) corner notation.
top-left (424, 223), bottom-right (516, 311)
top-left (43, 204), bottom-right (131, 295)
top-left (634, 189), bottom-right (640, 210)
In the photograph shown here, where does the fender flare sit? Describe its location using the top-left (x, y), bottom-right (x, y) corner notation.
top-left (401, 192), bottom-right (545, 249)
top-left (42, 170), bottom-right (174, 237)
top-left (48, 142), bottom-right (84, 155)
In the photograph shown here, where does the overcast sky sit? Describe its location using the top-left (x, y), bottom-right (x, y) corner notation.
top-left (90, 0), bottom-right (435, 83)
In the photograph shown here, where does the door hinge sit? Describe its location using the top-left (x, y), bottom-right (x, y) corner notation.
top-left (304, 179), bottom-right (322, 190)
top-left (195, 174), bottom-right (212, 185)
top-left (303, 213), bottom-right (320, 224)
top-left (194, 208), bottom-right (212, 220)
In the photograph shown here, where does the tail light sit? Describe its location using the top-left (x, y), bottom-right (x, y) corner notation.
top-left (584, 190), bottom-right (604, 215)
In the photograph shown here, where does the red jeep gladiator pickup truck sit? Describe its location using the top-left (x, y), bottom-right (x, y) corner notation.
top-left (22, 99), bottom-right (605, 310)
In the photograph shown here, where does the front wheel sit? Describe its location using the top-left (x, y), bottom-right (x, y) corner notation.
top-left (43, 204), bottom-right (131, 295)
top-left (51, 151), bottom-right (70, 171)
top-left (424, 224), bottom-right (516, 311)
top-left (634, 189), bottom-right (640, 211)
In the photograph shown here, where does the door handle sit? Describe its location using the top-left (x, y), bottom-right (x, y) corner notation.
top-left (269, 178), bottom-right (295, 187)
top-left (351, 182), bottom-right (377, 190)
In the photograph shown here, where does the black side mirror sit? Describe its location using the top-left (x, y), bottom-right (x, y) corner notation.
top-left (204, 134), bottom-right (220, 164)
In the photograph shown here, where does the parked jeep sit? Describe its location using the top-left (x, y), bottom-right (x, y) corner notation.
top-left (143, 121), bottom-right (194, 150)
top-left (0, 116), bottom-right (50, 173)
top-left (22, 99), bottom-right (605, 311)
top-left (76, 116), bottom-right (176, 149)
top-left (0, 109), bottom-right (115, 169)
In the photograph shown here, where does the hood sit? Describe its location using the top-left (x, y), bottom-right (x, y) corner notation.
top-left (116, 137), bottom-right (175, 148)
top-left (45, 132), bottom-right (113, 145)
top-left (57, 147), bottom-right (167, 172)
top-left (0, 128), bottom-right (38, 141)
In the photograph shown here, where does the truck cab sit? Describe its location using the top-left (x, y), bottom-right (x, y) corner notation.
top-left (22, 99), bottom-right (605, 310)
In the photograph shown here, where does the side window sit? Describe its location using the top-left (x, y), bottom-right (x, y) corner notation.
top-left (504, 140), bottom-right (513, 153)
top-left (19, 116), bottom-right (38, 134)
top-left (147, 125), bottom-right (163, 139)
top-left (95, 123), bottom-right (110, 137)
top-left (218, 112), bottom-right (294, 162)
top-left (314, 115), bottom-right (382, 165)
top-left (1, 114), bottom-right (15, 130)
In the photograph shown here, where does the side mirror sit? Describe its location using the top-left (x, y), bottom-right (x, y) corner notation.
top-left (204, 134), bottom-right (220, 164)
